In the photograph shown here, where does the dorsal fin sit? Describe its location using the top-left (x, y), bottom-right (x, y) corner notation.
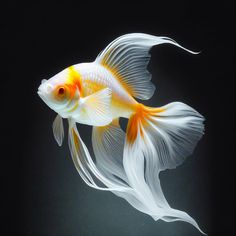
top-left (95, 33), bottom-right (198, 100)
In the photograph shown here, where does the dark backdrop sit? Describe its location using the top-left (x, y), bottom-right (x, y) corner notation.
top-left (2, 1), bottom-right (235, 236)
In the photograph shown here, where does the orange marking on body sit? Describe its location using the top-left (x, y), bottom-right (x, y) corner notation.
top-left (127, 104), bottom-right (146, 144)
top-left (67, 66), bottom-right (83, 96)
top-left (66, 84), bottom-right (78, 99)
top-left (53, 83), bottom-right (77, 101)
top-left (127, 104), bottom-right (166, 144)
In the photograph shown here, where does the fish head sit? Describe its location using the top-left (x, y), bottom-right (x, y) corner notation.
top-left (37, 68), bottom-right (80, 116)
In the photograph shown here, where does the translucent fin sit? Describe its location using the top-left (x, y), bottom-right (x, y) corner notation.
top-left (52, 114), bottom-right (64, 146)
top-left (68, 119), bottom-right (130, 192)
top-left (77, 88), bottom-right (112, 126)
top-left (92, 119), bottom-right (128, 184)
top-left (92, 119), bottom-right (160, 216)
top-left (161, 209), bottom-right (207, 235)
top-left (95, 33), bottom-right (198, 100)
top-left (144, 102), bottom-right (205, 171)
top-left (124, 128), bottom-right (170, 218)
top-left (123, 102), bottom-right (205, 233)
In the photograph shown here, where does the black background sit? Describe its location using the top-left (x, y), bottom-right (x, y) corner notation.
top-left (1, 1), bottom-right (235, 236)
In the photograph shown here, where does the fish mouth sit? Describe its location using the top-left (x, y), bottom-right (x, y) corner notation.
top-left (37, 90), bottom-right (44, 98)
top-left (37, 82), bottom-right (47, 98)
top-left (37, 89), bottom-right (47, 102)
top-left (41, 79), bottom-right (47, 84)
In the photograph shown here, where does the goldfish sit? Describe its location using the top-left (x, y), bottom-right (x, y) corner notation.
top-left (38, 33), bottom-right (205, 234)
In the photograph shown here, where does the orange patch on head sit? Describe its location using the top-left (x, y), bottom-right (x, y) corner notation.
top-left (67, 66), bottom-right (83, 95)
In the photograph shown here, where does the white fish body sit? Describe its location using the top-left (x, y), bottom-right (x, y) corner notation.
top-left (73, 62), bottom-right (137, 120)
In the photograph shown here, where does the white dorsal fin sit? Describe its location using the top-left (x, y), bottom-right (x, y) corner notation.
top-left (95, 33), bottom-right (198, 100)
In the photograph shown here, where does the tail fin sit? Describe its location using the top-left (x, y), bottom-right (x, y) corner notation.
top-left (124, 102), bottom-right (205, 234)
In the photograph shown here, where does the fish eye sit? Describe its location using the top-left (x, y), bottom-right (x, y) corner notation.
top-left (58, 87), bottom-right (65, 95)
top-left (54, 86), bottom-right (67, 101)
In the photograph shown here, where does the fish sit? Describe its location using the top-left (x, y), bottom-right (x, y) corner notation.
top-left (37, 33), bottom-right (206, 234)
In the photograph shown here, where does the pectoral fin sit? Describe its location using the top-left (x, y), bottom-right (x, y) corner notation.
top-left (52, 114), bottom-right (64, 146)
top-left (77, 88), bottom-right (112, 126)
